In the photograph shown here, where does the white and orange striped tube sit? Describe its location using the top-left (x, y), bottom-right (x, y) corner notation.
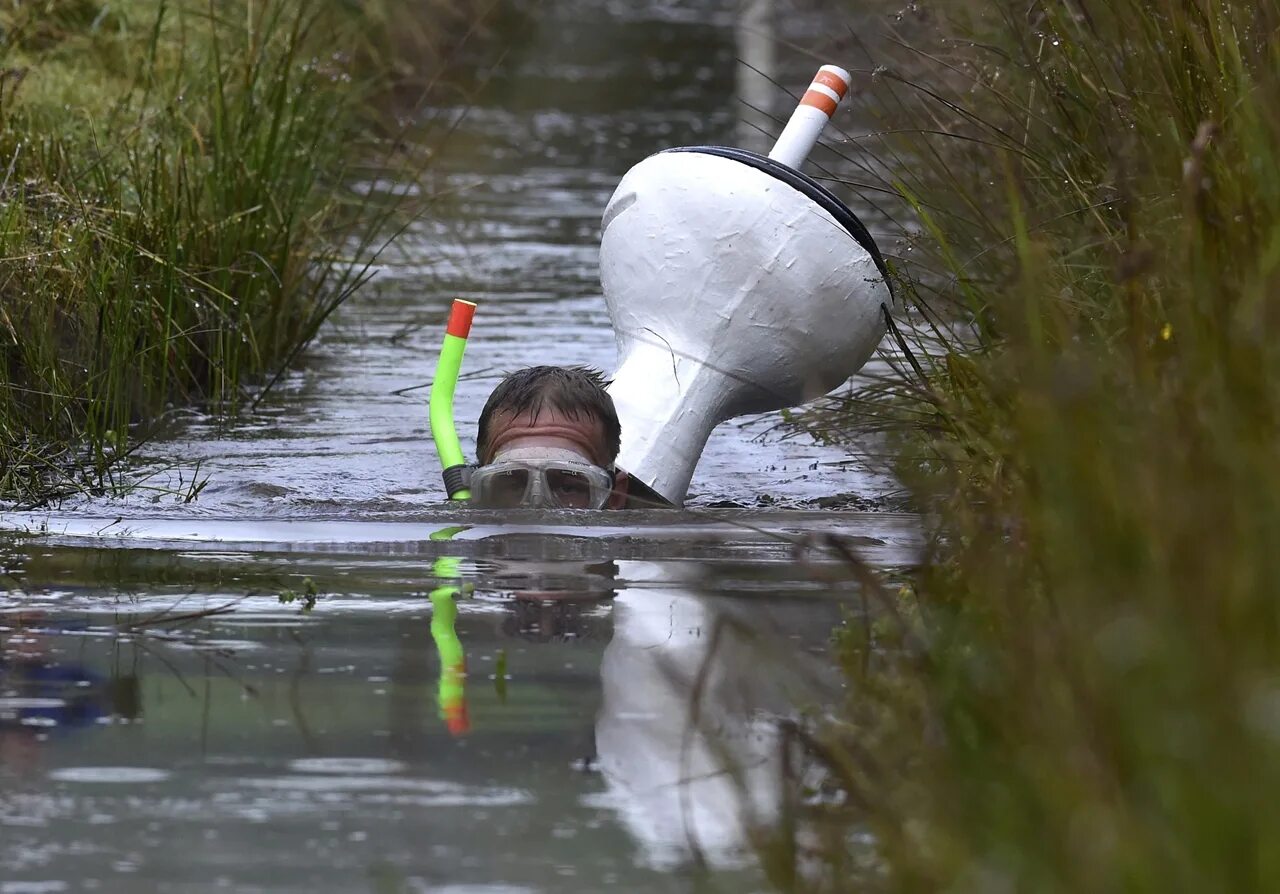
top-left (767, 65), bottom-right (851, 171)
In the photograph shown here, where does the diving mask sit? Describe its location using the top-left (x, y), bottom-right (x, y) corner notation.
top-left (469, 447), bottom-right (617, 510)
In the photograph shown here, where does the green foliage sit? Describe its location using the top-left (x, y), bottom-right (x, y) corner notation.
top-left (797, 0), bottom-right (1280, 889)
top-left (277, 575), bottom-right (319, 611)
top-left (0, 0), bottom-right (424, 505)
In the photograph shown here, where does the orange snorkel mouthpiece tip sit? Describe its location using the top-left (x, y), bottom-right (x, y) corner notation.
top-left (446, 299), bottom-right (478, 339)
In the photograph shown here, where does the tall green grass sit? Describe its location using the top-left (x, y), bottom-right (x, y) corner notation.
top-left (791, 0), bottom-right (1280, 889)
top-left (0, 0), bottom-right (460, 505)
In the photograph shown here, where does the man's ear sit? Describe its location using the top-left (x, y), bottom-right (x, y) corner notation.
top-left (606, 470), bottom-right (629, 509)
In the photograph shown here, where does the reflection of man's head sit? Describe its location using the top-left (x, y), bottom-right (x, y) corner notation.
top-left (492, 554), bottom-right (618, 643)
top-left (472, 366), bottom-right (629, 509)
top-left (500, 593), bottom-right (614, 643)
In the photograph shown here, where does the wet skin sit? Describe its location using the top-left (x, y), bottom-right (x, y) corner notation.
top-left (482, 407), bottom-right (628, 509)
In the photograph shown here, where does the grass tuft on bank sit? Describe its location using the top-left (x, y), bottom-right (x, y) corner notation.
top-left (794, 0), bottom-right (1280, 889)
top-left (0, 0), bottom-right (455, 505)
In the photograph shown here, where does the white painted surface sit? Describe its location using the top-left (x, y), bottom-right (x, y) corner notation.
top-left (601, 150), bottom-right (889, 504)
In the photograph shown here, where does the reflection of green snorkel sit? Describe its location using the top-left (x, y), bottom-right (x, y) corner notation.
top-left (430, 525), bottom-right (469, 735)
top-left (430, 299), bottom-right (477, 500)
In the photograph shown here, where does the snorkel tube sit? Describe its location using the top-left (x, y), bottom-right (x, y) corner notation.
top-left (429, 299), bottom-right (478, 500)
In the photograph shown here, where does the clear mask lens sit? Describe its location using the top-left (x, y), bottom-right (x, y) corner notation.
top-left (479, 467), bottom-right (533, 508)
top-left (471, 461), bottom-right (613, 509)
top-left (545, 468), bottom-right (598, 509)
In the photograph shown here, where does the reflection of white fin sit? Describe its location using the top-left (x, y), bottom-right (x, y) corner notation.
top-left (602, 150), bottom-right (888, 504)
top-left (596, 579), bottom-right (785, 870)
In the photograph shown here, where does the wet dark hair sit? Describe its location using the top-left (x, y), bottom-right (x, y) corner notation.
top-left (476, 366), bottom-right (622, 465)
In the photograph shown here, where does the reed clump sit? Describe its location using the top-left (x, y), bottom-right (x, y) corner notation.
top-left (0, 0), bottom-right (454, 505)
top-left (795, 0), bottom-right (1280, 889)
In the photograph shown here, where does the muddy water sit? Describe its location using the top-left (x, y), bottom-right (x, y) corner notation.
top-left (0, 513), bottom-right (917, 892)
top-left (0, 1), bottom-right (906, 890)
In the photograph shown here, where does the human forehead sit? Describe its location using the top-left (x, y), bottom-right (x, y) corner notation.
top-left (485, 407), bottom-right (608, 463)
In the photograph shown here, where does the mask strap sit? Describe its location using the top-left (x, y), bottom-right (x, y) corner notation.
top-left (443, 464), bottom-right (477, 498)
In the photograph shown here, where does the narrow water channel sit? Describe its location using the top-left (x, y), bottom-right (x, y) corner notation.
top-left (1, 1), bottom-right (907, 890)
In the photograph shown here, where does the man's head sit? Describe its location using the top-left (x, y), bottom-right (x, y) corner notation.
top-left (473, 366), bottom-right (627, 509)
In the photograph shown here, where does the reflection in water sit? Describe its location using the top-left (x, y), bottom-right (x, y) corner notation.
top-left (430, 589), bottom-right (469, 734)
top-left (0, 531), bottom-right (863, 890)
top-left (598, 562), bottom-right (809, 870)
top-left (429, 534), bottom-right (471, 735)
top-left (0, 613), bottom-right (109, 775)
top-left (429, 537), bottom-right (823, 870)
top-left (735, 0), bottom-right (779, 154)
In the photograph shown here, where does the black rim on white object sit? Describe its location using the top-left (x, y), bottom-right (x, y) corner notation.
top-left (660, 146), bottom-right (890, 283)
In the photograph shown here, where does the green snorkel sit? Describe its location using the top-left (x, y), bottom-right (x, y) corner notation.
top-left (427, 297), bottom-right (475, 729)
top-left (430, 299), bottom-right (477, 500)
